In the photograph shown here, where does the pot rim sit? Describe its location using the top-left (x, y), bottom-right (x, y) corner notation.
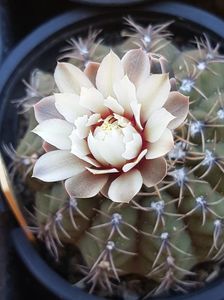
top-left (1, 2), bottom-right (224, 300)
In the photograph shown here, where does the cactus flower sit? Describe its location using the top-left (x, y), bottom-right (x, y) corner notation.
top-left (32, 49), bottom-right (189, 203)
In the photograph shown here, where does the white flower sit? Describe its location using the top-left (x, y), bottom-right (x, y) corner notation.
top-left (32, 49), bottom-right (189, 203)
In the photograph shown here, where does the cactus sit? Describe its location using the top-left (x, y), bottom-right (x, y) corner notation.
top-left (6, 18), bottom-right (224, 298)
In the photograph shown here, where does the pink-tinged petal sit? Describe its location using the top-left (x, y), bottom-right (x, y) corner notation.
top-left (70, 129), bottom-right (90, 157)
top-left (121, 49), bottom-right (150, 86)
top-left (80, 87), bottom-right (109, 115)
top-left (137, 74), bottom-right (171, 122)
top-left (113, 75), bottom-right (137, 117)
top-left (74, 115), bottom-right (90, 139)
top-left (140, 157), bottom-right (167, 188)
top-left (108, 169), bottom-right (143, 203)
top-left (87, 131), bottom-right (110, 166)
top-left (144, 108), bottom-right (175, 143)
top-left (54, 93), bottom-right (90, 123)
top-left (42, 142), bottom-right (56, 152)
top-left (84, 61), bottom-right (100, 84)
top-left (122, 149), bottom-right (147, 172)
top-left (96, 50), bottom-right (124, 97)
top-left (164, 91), bottom-right (189, 129)
top-left (170, 77), bottom-right (177, 91)
top-left (86, 167), bottom-right (119, 175)
top-left (130, 101), bottom-right (143, 130)
top-left (32, 150), bottom-right (86, 182)
top-left (65, 171), bottom-right (108, 198)
top-left (34, 96), bottom-right (63, 123)
top-left (146, 128), bottom-right (174, 159)
top-left (32, 119), bottom-right (73, 150)
top-left (86, 114), bottom-right (101, 126)
top-left (149, 53), bottom-right (169, 74)
top-left (104, 96), bottom-right (124, 115)
top-left (54, 62), bottom-right (93, 94)
top-left (100, 179), bottom-right (112, 198)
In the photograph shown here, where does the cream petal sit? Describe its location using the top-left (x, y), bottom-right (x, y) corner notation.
top-left (130, 101), bottom-right (143, 130)
top-left (108, 169), bottom-right (143, 203)
top-left (70, 130), bottom-right (101, 168)
top-left (32, 119), bottom-right (73, 150)
top-left (121, 49), bottom-right (150, 86)
top-left (74, 115), bottom-right (90, 139)
top-left (87, 131), bottom-right (110, 166)
top-left (84, 61), bottom-right (100, 84)
top-left (146, 128), bottom-right (174, 159)
top-left (80, 87), bottom-right (109, 115)
top-left (140, 157), bottom-right (167, 188)
top-left (65, 171), bottom-right (108, 198)
top-left (70, 129), bottom-right (90, 157)
top-left (122, 132), bottom-right (142, 160)
top-left (104, 96), bottom-right (124, 115)
top-left (122, 124), bottom-right (134, 143)
top-left (86, 113), bottom-right (101, 126)
top-left (137, 74), bottom-right (171, 122)
top-left (34, 96), bottom-right (63, 123)
top-left (144, 108), bottom-right (175, 143)
top-left (86, 167), bottom-right (119, 175)
top-left (96, 50), bottom-right (124, 97)
top-left (164, 91), bottom-right (189, 129)
top-left (97, 131), bottom-right (127, 168)
top-left (74, 114), bottom-right (100, 140)
top-left (54, 62), bottom-right (93, 94)
top-left (88, 129), bottom-right (127, 168)
top-left (32, 150), bottom-right (86, 182)
top-left (54, 93), bottom-right (90, 123)
top-left (122, 149), bottom-right (147, 172)
top-left (113, 75), bottom-right (137, 117)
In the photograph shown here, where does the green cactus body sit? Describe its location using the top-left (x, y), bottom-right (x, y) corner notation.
top-left (9, 19), bottom-right (224, 298)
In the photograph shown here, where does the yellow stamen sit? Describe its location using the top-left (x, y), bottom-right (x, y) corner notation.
top-left (101, 116), bottom-right (119, 131)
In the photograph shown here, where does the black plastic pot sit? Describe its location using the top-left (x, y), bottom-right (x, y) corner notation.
top-left (0, 2), bottom-right (16, 299)
top-left (0, 0), bottom-right (13, 64)
top-left (1, 2), bottom-right (224, 300)
top-left (69, 0), bottom-right (148, 7)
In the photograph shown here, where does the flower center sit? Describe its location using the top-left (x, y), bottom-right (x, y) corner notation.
top-left (88, 114), bottom-right (143, 168)
top-left (94, 114), bottom-right (132, 142)
top-left (101, 115), bottom-right (123, 132)
top-left (101, 114), bottom-right (130, 132)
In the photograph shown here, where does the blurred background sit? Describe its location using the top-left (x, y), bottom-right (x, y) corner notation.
top-left (0, 1), bottom-right (223, 299)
